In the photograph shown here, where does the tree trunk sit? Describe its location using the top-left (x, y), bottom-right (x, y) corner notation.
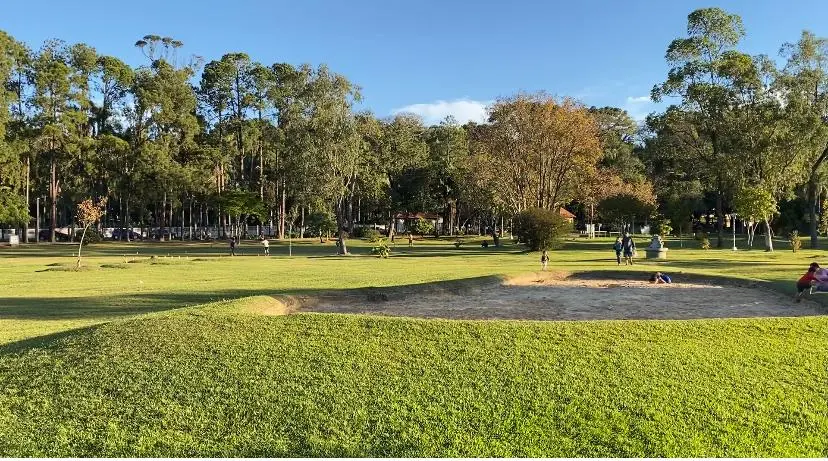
top-left (808, 142), bottom-right (828, 248)
top-left (716, 191), bottom-right (724, 248)
top-left (809, 177), bottom-right (821, 249)
top-left (300, 207), bottom-right (305, 239)
top-left (336, 199), bottom-right (348, 255)
top-left (76, 225), bottom-right (88, 269)
top-left (23, 156), bottom-right (29, 243)
top-left (764, 219), bottom-right (774, 252)
top-left (279, 179), bottom-right (286, 240)
top-left (50, 160), bottom-right (57, 243)
top-left (124, 196), bottom-right (131, 242)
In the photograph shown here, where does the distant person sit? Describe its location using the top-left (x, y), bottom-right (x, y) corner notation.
top-left (262, 238), bottom-right (270, 256)
top-left (540, 250), bottom-right (549, 271)
top-left (408, 233), bottom-right (414, 248)
top-left (649, 272), bottom-right (672, 284)
top-left (229, 238), bottom-right (236, 256)
top-left (621, 233), bottom-right (636, 265)
top-left (795, 262), bottom-right (820, 302)
top-left (613, 237), bottom-right (623, 265)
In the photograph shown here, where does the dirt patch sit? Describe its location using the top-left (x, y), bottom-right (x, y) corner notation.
top-left (303, 273), bottom-right (824, 321)
top-left (242, 296), bottom-right (300, 316)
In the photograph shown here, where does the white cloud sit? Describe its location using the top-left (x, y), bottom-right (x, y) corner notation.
top-left (623, 95), bottom-right (655, 121)
top-left (626, 95), bottom-right (651, 104)
top-left (391, 99), bottom-right (489, 125)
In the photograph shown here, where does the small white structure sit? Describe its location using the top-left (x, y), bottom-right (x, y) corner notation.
top-left (645, 234), bottom-right (668, 259)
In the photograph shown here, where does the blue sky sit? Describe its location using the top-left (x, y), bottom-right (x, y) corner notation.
top-left (2, 0), bottom-right (827, 124)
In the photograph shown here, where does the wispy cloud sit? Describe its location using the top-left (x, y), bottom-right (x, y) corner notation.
top-left (626, 95), bottom-right (651, 104)
top-left (391, 99), bottom-right (490, 125)
top-left (623, 95), bottom-right (656, 121)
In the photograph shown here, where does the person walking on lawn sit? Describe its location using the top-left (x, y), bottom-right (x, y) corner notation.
top-left (541, 250), bottom-right (550, 271)
top-left (613, 237), bottom-right (623, 265)
top-left (621, 233), bottom-right (636, 265)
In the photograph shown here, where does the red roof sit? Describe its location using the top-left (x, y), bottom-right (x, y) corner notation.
top-left (559, 208), bottom-right (576, 219)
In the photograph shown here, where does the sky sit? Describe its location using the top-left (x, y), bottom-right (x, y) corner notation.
top-left (2, 0), bottom-right (828, 124)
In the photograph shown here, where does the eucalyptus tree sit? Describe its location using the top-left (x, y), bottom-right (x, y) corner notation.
top-left (130, 36), bottom-right (199, 239)
top-left (652, 7), bottom-right (747, 247)
top-left (380, 113), bottom-right (427, 237)
top-left (303, 65), bottom-right (362, 254)
top-left (0, 31), bottom-right (31, 235)
top-left (424, 116), bottom-right (468, 234)
top-left (779, 31), bottom-right (828, 247)
top-left (29, 40), bottom-right (96, 241)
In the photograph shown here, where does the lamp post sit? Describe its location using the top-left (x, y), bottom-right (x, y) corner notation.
top-left (731, 212), bottom-right (737, 251)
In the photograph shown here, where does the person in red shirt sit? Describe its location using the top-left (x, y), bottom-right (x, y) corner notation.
top-left (796, 262), bottom-right (820, 302)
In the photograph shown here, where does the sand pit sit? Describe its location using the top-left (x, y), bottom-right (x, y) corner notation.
top-left (302, 273), bottom-right (825, 321)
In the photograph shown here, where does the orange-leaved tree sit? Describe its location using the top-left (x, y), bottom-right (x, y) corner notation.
top-left (75, 198), bottom-right (107, 268)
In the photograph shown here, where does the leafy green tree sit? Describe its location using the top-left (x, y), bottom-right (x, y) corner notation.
top-left (597, 193), bottom-right (656, 232)
top-left (779, 31), bottom-right (828, 248)
top-left (305, 209), bottom-right (337, 242)
top-left (302, 65), bottom-right (362, 254)
top-left (589, 106), bottom-right (644, 182)
top-left (652, 7), bottom-right (747, 248)
top-left (30, 39), bottom-right (96, 242)
top-left (732, 185), bottom-right (778, 251)
top-left (424, 116), bottom-right (469, 234)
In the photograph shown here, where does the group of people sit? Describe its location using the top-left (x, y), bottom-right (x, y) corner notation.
top-left (795, 262), bottom-right (828, 301)
top-left (613, 233), bottom-right (637, 265)
top-left (227, 235), bottom-right (270, 256)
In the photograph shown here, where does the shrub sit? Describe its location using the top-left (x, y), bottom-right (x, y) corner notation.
top-left (413, 218), bottom-right (434, 236)
top-left (653, 218), bottom-right (673, 237)
top-left (697, 232), bottom-right (710, 250)
top-left (370, 238), bottom-right (391, 258)
top-left (513, 207), bottom-right (572, 251)
top-left (789, 230), bottom-right (802, 253)
top-left (361, 228), bottom-right (382, 243)
top-left (306, 211), bottom-right (337, 238)
top-left (81, 230), bottom-right (103, 244)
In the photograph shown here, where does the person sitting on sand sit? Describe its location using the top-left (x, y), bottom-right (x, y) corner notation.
top-left (795, 262), bottom-right (820, 301)
top-left (649, 272), bottom-right (672, 284)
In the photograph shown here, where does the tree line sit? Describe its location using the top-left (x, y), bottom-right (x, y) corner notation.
top-left (0, 30), bottom-right (647, 254)
top-left (3, 7), bottom-right (825, 253)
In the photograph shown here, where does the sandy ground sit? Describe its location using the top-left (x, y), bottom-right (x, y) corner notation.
top-left (303, 274), bottom-right (825, 321)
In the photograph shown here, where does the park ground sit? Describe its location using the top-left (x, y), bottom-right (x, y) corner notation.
top-left (0, 236), bottom-right (826, 456)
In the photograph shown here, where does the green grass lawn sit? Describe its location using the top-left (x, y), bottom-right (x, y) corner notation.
top-left (0, 236), bottom-right (826, 456)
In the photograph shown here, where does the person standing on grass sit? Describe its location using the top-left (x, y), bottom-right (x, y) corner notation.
top-left (613, 237), bottom-right (623, 265)
top-left (262, 237), bottom-right (270, 256)
top-left (541, 250), bottom-right (549, 271)
top-left (229, 237), bottom-right (236, 256)
top-left (621, 232), bottom-right (636, 265)
top-left (408, 233), bottom-right (414, 248)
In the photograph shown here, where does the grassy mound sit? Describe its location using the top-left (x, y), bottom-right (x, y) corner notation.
top-left (0, 304), bottom-right (825, 457)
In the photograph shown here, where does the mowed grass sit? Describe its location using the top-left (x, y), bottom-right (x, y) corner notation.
top-left (2, 235), bottom-right (826, 344)
top-left (0, 299), bottom-right (825, 457)
top-left (0, 236), bottom-right (827, 456)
